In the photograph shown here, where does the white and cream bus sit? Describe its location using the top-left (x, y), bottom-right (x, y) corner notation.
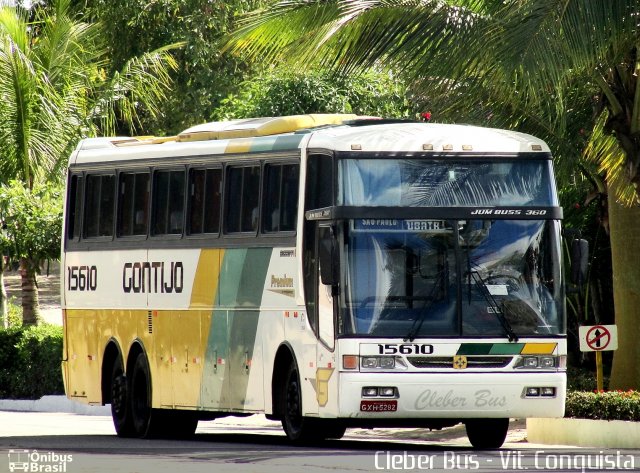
top-left (61, 114), bottom-right (572, 448)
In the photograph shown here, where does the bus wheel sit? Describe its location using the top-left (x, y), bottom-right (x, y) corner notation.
top-left (465, 418), bottom-right (509, 449)
top-left (282, 362), bottom-right (315, 442)
top-left (129, 352), bottom-right (163, 438)
top-left (110, 356), bottom-right (135, 437)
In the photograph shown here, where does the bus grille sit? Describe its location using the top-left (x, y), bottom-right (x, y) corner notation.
top-left (407, 356), bottom-right (513, 369)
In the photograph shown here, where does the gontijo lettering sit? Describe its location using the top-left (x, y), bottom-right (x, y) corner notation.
top-left (122, 261), bottom-right (184, 293)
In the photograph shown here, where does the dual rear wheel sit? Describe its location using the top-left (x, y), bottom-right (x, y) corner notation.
top-left (110, 351), bottom-right (198, 439)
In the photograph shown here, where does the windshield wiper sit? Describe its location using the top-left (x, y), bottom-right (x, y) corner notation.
top-left (403, 271), bottom-right (445, 342)
top-left (467, 270), bottom-right (519, 342)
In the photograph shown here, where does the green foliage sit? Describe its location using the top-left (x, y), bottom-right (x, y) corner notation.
top-left (567, 366), bottom-right (608, 392)
top-left (6, 298), bottom-right (23, 329)
top-left (0, 180), bottom-right (63, 267)
top-left (0, 0), bottom-right (179, 186)
top-left (0, 324), bottom-right (64, 399)
top-left (565, 390), bottom-right (640, 422)
top-left (77, 0), bottom-right (267, 134)
top-left (213, 69), bottom-right (410, 120)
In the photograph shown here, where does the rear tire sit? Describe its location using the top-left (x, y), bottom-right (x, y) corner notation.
top-left (129, 352), bottom-right (162, 438)
top-left (129, 352), bottom-right (198, 439)
top-left (465, 418), bottom-right (509, 449)
top-left (110, 356), bottom-right (135, 437)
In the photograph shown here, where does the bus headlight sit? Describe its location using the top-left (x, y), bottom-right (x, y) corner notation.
top-left (539, 356), bottom-right (555, 368)
top-left (361, 356), bottom-right (395, 369)
top-left (515, 355), bottom-right (561, 370)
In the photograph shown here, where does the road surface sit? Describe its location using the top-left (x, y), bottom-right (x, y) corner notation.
top-left (1, 411), bottom-right (639, 473)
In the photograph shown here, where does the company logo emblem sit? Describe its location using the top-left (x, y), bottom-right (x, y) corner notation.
top-left (268, 274), bottom-right (295, 297)
top-left (453, 355), bottom-right (468, 370)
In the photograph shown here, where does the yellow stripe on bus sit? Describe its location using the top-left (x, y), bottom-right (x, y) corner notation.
top-left (520, 343), bottom-right (557, 355)
top-left (189, 249), bottom-right (224, 309)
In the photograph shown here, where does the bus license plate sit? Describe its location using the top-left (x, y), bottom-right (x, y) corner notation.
top-left (360, 400), bottom-right (397, 412)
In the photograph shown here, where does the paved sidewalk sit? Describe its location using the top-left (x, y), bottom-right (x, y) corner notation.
top-left (4, 268), bottom-right (62, 325)
top-left (0, 395), bottom-right (109, 415)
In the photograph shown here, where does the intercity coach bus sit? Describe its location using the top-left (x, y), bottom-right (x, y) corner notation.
top-left (61, 114), bottom-right (571, 448)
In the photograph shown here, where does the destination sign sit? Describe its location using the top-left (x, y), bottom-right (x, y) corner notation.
top-left (354, 219), bottom-right (451, 232)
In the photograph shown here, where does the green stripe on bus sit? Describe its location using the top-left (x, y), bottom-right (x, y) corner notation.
top-left (248, 135), bottom-right (303, 152)
top-left (271, 134), bottom-right (304, 151)
top-left (456, 343), bottom-right (526, 355)
top-left (200, 248), bottom-right (273, 410)
top-left (488, 343), bottom-right (526, 355)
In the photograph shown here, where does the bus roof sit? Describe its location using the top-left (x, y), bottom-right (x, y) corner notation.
top-left (70, 117), bottom-right (551, 166)
top-left (307, 122), bottom-right (551, 154)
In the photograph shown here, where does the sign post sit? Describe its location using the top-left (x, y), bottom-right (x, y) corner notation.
top-left (578, 324), bottom-right (618, 391)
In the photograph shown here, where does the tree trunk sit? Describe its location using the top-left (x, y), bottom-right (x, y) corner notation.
top-left (608, 198), bottom-right (640, 390)
top-left (19, 258), bottom-right (40, 326)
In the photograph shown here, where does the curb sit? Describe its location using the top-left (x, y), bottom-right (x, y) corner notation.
top-left (0, 395), bottom-right (109, 416)
top-left (527, 417), bottom-right (640, 448)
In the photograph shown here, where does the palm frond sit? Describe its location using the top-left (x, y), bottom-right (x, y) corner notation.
top-left (93, 44), bottom-right (180, 135)
top-left (585, 111), bottom-right (638, 206)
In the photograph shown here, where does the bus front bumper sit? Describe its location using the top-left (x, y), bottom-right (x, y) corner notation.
top-left (338, 371), bottom-right (565, 419)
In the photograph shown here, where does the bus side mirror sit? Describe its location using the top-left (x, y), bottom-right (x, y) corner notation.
top-left (318, 226), bottom-right (338, 286)
top-left (570, 238), bottom-right (589, 285)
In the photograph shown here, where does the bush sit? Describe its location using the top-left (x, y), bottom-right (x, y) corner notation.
top-left (565, 390), bottom-right (640, 422)
top-left (0, 324), bottom-right (64, 399)
top-left (567, 366), bottom-right (608, 392)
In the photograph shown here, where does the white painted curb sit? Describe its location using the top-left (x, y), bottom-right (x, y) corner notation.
top-left (527, 417), bottom-right (640, 448)
top-left (0, 395), bottom-right (109, 416)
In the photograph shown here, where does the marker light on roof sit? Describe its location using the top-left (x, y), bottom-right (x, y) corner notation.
top-left (423, 144), bottom-right (433, 150)
top-left (443, 144), bottom-right (453, 151)
top-left (351, 144), bottom-right (362, 150)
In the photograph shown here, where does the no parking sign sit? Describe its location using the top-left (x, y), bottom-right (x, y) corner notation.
top-left (578, 324), bottom-right (618, 352)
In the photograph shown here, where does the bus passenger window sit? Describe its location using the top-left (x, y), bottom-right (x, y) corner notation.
top-left (66, 174), bottom-right (83, 240)
top-left (151, 169), bottom-right (185, 235)
top-left (264, 163), bottom-right (299, 233)
top-left (188, 168), bottom-right (221, 235)
top-left (225, 165), bottom-right (260, 233)
top-left (83, 174), bottom-right (115, 238)
top-left (117, 172), bottom-right (149, 237)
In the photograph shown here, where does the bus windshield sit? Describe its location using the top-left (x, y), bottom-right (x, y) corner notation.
top-left (341, 218), bottom-right (564, 338)
top-left (338, 158), bottom-right (557, 207)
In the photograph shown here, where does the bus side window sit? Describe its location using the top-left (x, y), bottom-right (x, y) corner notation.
top-left (66, 174), bottom-right (83, 241)
top-left (225, 165), bottom-right (260, 234)
top-left (263, 163), bottom-right (299, 233)
top-left (117, 172), bottom-right (150, 237)
top-left (188, 168), bottom-right (221, 235)
top-left (83, 174), bottom-right (115, 238)
top-left (151, 169), bottom-right (185, 236)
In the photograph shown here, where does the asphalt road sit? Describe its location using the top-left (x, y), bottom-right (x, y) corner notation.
top-left (1, 411), bottom-right (639, 473)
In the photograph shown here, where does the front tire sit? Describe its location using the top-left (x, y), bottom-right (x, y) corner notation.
top-left (281, 362), bottom-right (344, 442)
top-left (465, 418), bottom-right (509, 449)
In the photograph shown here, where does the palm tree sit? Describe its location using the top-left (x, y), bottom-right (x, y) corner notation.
top-left (0, 0), bottom-right (178, 325)
top-left (226, 0), bottom-right (640, 388)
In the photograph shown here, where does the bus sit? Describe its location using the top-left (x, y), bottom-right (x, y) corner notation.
top-left (61, 114), bottom-right (573, 448)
